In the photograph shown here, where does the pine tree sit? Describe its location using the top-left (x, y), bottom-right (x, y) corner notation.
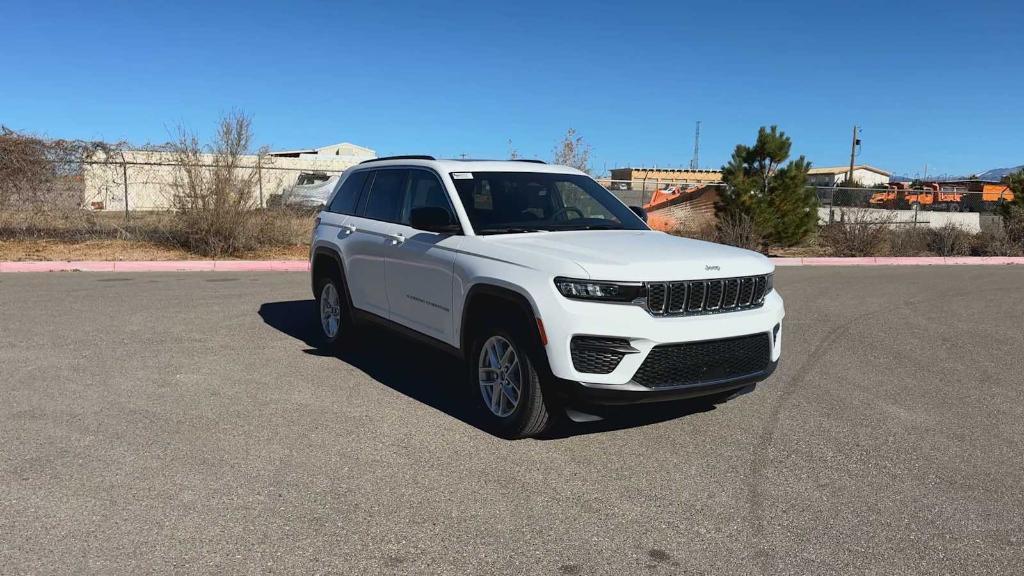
top-left (717, 126), bottom-right (816, 247)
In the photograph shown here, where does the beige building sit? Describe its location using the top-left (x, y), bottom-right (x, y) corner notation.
top-left (806, 165), bottom-right (891, 188)
top-left (83, 142), bottom-right (375, 211)
top-left (608, 167), bottom-right (724, 187)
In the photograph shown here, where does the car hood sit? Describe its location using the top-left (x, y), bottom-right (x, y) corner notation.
top-left (482, 230), bottom-right (772, 280)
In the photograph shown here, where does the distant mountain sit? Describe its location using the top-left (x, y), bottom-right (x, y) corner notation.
top-left (975, 165), bottom-right (1023, 180)
top-left (889, 165), bottom-right (1022, 183)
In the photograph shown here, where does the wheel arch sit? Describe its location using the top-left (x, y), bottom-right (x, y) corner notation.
top-left (311, 246), bottom-right (345, 298)
top-left (459, 282), bottom-right (542, 355)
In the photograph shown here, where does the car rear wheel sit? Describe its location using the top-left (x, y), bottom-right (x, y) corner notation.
top-left (470, 323), bottom-right (553, 439)
top-left (315, 272), bottom-right (352, 347)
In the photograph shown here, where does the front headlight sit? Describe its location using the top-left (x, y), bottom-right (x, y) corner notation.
top-left (554, 277), bottom-right (644, 302)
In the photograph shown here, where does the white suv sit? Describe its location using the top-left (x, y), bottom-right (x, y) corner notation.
top-left (311, 157), bottom-right (784, 438)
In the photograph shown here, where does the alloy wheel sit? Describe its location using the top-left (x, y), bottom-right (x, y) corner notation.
top-left (478, 335), bottom-right (523, 418)
top-left (320, 282), bottom-right (342, 339)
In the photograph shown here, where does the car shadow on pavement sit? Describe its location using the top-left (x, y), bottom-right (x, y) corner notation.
top-left (258, 300), bottom-right (718, 440)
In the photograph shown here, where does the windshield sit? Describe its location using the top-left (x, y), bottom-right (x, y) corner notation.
top-left (449, 171), bottom-right (647, 235)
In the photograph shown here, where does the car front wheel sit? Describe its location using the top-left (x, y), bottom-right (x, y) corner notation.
top-left (470, 324), bottom-right (553, 439)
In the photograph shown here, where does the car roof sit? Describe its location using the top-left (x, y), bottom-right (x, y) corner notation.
top-left (350, 157), bottom-right (588, 176)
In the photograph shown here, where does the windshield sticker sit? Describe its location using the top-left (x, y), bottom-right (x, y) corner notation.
top-left (451, 172), bottom-right (474, 180)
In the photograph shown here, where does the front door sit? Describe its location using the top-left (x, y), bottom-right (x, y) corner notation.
top-left (385, 168), bottom-right (462, 345)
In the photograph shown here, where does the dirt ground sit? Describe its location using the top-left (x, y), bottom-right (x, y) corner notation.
top-left (0, 239), bottom-right (309, 261)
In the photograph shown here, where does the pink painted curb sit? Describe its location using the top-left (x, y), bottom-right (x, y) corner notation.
top-left (2, 257), bottom-right (1023, 273)
top-left (767, 257), bottom-right (1024, 266)
top-left (0, 260), bottom-right (311, 273)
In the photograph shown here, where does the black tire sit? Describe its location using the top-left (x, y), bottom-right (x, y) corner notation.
top-left (468, 319), bottom-right (553, 439)
top-left (314, 267), bottom-right (354, 349)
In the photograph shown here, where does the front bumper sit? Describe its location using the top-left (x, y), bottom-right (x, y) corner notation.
top-left (562, 360), bottom-right (776, 407)
top-left (541, 290), bottom-right (785, 386)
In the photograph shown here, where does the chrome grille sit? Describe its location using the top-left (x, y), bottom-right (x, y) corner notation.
top-left (644, 274), bottom-right (772, 317)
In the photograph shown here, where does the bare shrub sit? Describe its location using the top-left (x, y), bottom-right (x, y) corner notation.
top-left (552, 128), bottom-right (591, 174)
top-left (885, 226), bottom-right (932, 256)
top-left (168, 112), bottom-right (289, 257)
top-left (971, 230), bottom-right (1024, 256)
top-left (926, 224), bottom-right (972, 257)
top-left (714, 213), bottom-right (764, 252)
top-left (0, 127), bottom-right (124, 237)
top-left (671, 221), bottom-right (718, 243)
top-left (1002, 204), bottom-right (1024, 246)
top-left (819, 209), bottom-right (894, 256)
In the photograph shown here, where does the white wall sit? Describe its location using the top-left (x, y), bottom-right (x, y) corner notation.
top-left (818, 207), bottom-right (982, 232)
top-left (83, 149), bottom-right (372, 211)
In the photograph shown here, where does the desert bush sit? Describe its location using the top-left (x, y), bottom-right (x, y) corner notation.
top-left (1000, 204), bottom-right (1024, 245)
top-left (971, 230), bottom-right (1024, 256)
top-left (818, 209), bottom-right (894, 256)
top-left (671, 221), bottom-right (719, 244)
top-left (885, 226), bottom-right (932, 256)
top-left (926, 224), bottom-right (973, 256)
top-left (713, 213), bottom-right (764, 251)
top-left (0, 127), bottom-right (125, 242)
top-left (168, 112), bottom-right (290, 256)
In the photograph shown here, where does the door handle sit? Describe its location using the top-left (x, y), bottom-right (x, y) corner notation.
top-left (387, 232), bottom-right (405, 245)
top-left (339, 224), bottom-right (356, 237)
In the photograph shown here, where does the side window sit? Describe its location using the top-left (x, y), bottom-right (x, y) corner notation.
top-left (401, 170), bottom-right (455, 226)
top-left (327, 171), bottom-right (368, 215)
top-left (362, 169), bottom-right (407, 223)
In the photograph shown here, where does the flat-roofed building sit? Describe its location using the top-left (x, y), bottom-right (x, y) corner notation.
top-left (807, 165), bottom-right (891, 187)
top-left (609, 167), bottom-right (723, 187)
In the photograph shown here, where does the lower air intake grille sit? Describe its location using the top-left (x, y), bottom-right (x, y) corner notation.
top-left (571, 336), bottom-right (632, 374)
top-left (632, 333), bottom-right (771, 389)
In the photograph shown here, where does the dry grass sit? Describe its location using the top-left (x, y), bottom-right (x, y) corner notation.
top-left (925, 224), bottom-right (973, 257)
top-left (0, 238), bottom-right (309, 261)
top-left (0, 208), bottom-right (314, 261)
top-left (819, 209), bottom-right (894, 256)
top-left (671, 213), bottom-right (764, 252)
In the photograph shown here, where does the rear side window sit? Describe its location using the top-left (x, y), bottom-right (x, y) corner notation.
top-left (362, 169), bottom-right (407, 222)
top-left (327, 171), bottom-right (368, 214)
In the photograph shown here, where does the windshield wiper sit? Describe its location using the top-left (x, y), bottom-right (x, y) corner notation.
top-left (547, 222), bottom-right (626, 231)
top-left (477, 227), bottom-right (546, 235)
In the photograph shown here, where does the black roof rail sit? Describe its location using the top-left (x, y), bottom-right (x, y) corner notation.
top-left (514, 159), bottom-right (546, 164)
top-left (360, 155), bottom-right (435, 164)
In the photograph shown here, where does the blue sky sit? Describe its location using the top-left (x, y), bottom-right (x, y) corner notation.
top-left (2, 0), bottom-right (1020, 177)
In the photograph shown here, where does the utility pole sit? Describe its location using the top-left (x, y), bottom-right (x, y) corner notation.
top-left (689, 121), bottom-right (701, 170)
top-left (119, 151), bottom-right (130, 224)
top-left (847, 125), bottom-right (860, 185)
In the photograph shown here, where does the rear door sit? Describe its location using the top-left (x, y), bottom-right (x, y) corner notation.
top-left (384, 168), bottom-right (463, 344)
top-left (342, 168), bottom-right (408, 318)
top-left (319, 169), bottom-right (366, 230)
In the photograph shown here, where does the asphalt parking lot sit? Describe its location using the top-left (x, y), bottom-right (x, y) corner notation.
top-left (2, 267), bottom-right (1023, 575)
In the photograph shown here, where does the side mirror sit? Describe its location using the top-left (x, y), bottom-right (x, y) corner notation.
top-left (629, 205), bottom-right (648, 223)
top-left (410, 207), bottom-right (460, 233)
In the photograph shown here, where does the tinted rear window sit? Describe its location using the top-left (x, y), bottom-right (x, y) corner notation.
top-left (362, 169), bottom-right (407, 222)
top-left (327, 171), bottom-right (368, 215)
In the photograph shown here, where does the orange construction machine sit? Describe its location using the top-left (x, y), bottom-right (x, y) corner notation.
top-left (869, 180), bottom-right (1013, 211)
